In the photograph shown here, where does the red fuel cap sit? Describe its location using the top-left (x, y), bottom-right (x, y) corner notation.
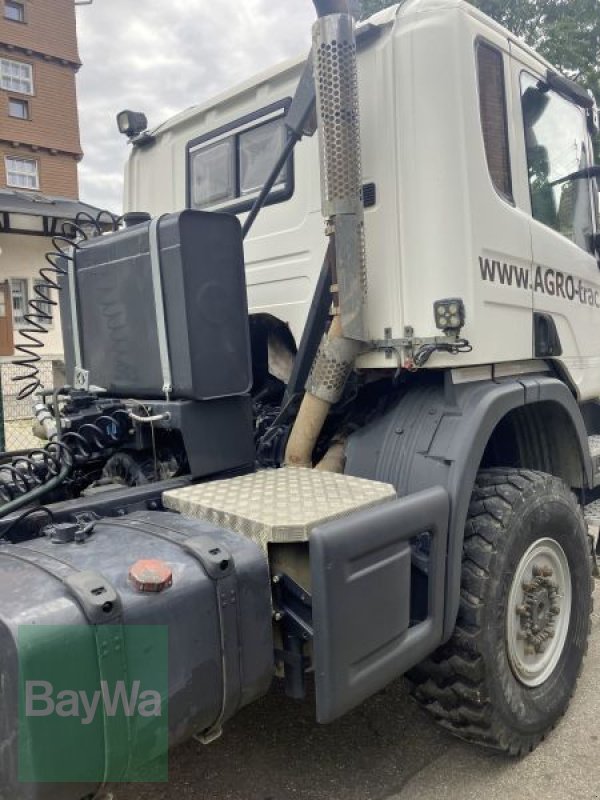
top-left (129, 559), bottom-right (173, 593)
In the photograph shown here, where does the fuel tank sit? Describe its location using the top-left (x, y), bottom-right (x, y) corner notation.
top-left (0, 511), bottom-right (273, 799)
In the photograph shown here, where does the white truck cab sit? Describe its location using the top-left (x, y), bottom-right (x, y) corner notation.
top-left (125, 0), bottom-right (600, 397)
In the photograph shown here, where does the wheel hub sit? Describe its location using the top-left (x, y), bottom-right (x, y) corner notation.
top-left (506, 538), bottom-right (571, 687)
top-left (515, 566), bottom-right (561, 656)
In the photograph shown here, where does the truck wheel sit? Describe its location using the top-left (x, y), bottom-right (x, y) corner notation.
top-left (409, 468), bottom-right (593, 755)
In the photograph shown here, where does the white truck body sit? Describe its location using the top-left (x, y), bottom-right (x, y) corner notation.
top-left (124, 0), bottom-right (600, 399)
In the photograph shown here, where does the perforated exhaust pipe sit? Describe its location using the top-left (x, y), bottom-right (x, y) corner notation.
top-left (284, 0), bottom-right (366, 469)
top-left (313, 0), bottom-right (367, 341)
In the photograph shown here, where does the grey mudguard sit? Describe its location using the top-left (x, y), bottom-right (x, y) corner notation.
top-left (346, 374), bottom-right (592, 640)
top-left (311, 486), bottom-right (449, 723)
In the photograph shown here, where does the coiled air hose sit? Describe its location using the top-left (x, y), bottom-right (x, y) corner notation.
top-left (12, 210), bottom-right (120, 400)
top-left (0, 210), bottom-right (123, 517)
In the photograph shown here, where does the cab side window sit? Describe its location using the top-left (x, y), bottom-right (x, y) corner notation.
top-left (187, 102), bottom-right (293, 214)
top-left (521, 73), bottom-right (594, 252)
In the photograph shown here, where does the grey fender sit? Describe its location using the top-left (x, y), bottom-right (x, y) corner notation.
top-left (345, 374), bottom-right (592, 639)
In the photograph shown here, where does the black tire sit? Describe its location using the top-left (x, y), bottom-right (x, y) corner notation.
top-left (409, 468), bottom-right (593, 755)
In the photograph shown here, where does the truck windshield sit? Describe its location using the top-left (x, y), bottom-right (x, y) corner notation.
top-left (521, 73), bottom-right (595, 253)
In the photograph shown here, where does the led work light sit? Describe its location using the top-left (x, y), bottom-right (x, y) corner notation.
top-left (434, 298), bottom-right (466, 332)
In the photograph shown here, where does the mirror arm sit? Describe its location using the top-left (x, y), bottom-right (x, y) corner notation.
top-left (549, 165), bottom-right (600, 186)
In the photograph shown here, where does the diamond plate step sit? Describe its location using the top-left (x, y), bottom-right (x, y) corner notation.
top-left (163, 468), bottom-right (397, 549)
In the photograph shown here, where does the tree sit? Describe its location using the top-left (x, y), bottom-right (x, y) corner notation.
top-left (474, 0), bottom-right (600, 105)
top-left (359, 0), bottom-right (600, 106)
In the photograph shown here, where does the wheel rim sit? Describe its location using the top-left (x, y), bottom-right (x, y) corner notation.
top-left (506, 537), bottom-right (572, 687)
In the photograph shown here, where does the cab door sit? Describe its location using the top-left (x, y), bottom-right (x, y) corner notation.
top-left (468, 32), bottom-right (534, 365)
top-left (512, 47), bottom-right (600, 399)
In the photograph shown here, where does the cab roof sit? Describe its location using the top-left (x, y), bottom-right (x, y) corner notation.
top-left (148, 0), bottom-right (557, 140)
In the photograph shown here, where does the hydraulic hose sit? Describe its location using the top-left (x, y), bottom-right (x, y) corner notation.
top-left (0, 447), bottom-right (72, 520)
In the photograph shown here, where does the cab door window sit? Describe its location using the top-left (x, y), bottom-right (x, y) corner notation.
top-left (477, 42), bottom-right (513, 202)
top-left (521, 73), bottom-right (594, 252)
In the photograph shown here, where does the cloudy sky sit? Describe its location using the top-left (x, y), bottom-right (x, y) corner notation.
top-left (75, 0), bottom-right (315, 212)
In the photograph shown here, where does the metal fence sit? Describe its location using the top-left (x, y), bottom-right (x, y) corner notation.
top-left (0, 360), bottom-right (55, 452)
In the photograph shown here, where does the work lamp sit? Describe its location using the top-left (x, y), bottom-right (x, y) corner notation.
top-left (116, 110), bottom-right (148, 139)
top-left (434, 298), bottom-right (466, 332)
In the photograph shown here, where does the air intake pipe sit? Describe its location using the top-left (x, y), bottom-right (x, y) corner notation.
top-left (284, 0), bottom-right (367, 469)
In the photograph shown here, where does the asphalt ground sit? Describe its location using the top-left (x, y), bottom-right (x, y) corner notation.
top-left (118, 586), bottom-right (600, 800)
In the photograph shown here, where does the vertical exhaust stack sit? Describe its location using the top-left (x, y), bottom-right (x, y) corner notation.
top-left (284, 0), bottom-right (367, 469)
top-left (312, 0), bottom-right (368, 341)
